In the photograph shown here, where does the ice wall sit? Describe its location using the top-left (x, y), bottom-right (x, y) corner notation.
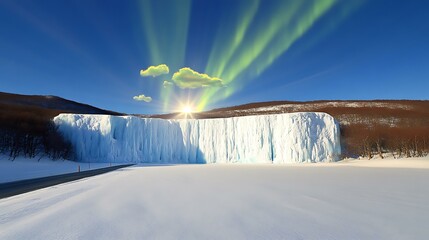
top-left (53, 113), bottom-right (341, 164)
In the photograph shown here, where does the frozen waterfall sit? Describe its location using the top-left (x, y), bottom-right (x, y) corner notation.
top-left (53, 113), bottom-right (341, 164)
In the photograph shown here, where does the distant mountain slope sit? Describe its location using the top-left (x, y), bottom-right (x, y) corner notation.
top-left (153, 100), bottom-right (429, 126)
top-left (0, 92), bottom-right (121, 115)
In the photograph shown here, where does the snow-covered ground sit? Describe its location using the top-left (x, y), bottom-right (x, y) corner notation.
top-left (0, 155), bottom-right (119, 183)
top-left (1, 156), bottom-right (428, 239)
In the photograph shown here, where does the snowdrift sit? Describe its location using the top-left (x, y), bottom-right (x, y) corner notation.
top-left (53, 113), bottom-right (341, 163)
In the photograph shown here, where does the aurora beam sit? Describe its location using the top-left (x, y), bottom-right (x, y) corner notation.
top-left (198, 0), bottom-right (339, 111)
top-left (139, 0), bottom-right (191, 111)
top-left (205, 0), bottom-right (260, 78)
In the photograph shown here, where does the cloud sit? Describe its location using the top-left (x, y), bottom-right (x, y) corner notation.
top-left (172, 67), bottom-right (224, 89)
top-left (133, 94), bottom-right (152, 102)
top-left (140, 64), bottom-right (169, 77)
top-left (163, 80), bottom-right (174, 88)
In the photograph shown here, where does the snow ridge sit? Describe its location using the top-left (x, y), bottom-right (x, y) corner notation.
top-left (54, 113), bottom-right (341, 163)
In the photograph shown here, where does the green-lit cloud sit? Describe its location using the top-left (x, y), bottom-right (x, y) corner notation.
top-left (140, 64), bottom-right (169, 77)
top-left (133, 94), bottom-right (152, 102)
top-left (163, 80), bottom-right (174, 88)
top-left (172, 67), bottom-right (224, 89)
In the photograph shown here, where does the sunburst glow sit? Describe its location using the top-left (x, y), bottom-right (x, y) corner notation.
top-left (182, 106), bottom-right (193, 114)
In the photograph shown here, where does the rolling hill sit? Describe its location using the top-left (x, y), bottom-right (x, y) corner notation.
top-left (0, 92), bottom-right (121, 116)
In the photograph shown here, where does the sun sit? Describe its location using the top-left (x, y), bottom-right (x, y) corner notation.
top-left (175, 100), bottom-right (197, 118)
top-left (182, 106), bottom-right (193, 114)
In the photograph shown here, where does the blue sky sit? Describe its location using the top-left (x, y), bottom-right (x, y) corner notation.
top-left (1, 0), bottom-right (428, 114)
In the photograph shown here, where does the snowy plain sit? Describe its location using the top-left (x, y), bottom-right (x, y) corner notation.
top-left (0, 155), bottom-right (119, 183)
top-left (1, 156), bottom-right (428, 240)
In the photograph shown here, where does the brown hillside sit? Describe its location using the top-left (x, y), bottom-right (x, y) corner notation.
top-left (0, 92), bottom-right (122, 115)
top-left (0, 92), bottom-right (122, 160)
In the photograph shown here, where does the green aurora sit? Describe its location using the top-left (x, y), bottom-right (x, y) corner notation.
top-left (139, 0), bottom-right (361, 112)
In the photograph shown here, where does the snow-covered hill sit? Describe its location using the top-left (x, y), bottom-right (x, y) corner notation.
top-left (54, 112), bottom-right (341, 164)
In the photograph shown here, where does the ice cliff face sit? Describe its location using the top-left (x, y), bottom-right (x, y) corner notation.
top-left (53, 113), bottom-right (341, 164)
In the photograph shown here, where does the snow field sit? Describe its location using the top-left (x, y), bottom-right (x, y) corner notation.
top-left (1, 157), bottom-right (429, 239)
top-left (0, 155), bottom-right (120, 183)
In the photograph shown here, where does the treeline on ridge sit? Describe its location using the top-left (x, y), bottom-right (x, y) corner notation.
top-left (0, 103), bottom-right (72, 160)
top-left (341, 124), bottom-right (429, 159)
top-left (314, 104), bottom-right (429, 159)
